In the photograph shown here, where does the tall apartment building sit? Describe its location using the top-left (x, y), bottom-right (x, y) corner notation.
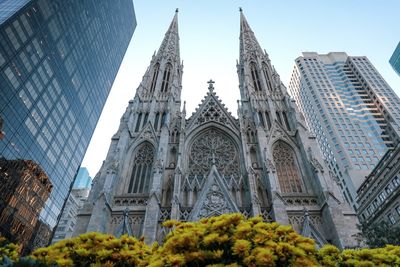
top-left (357, 144), bottom-right (400, 228)
top-left (289, 52), bottom-right (400, 209)
top-left (390, 41), bottom-right (400, 76)
top-left (0, 0), bottom-right (136, 247)
top-left (0, 158), bottom-right (52, 253)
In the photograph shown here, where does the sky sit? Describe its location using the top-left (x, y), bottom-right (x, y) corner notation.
top-left (82, 1), bottom-right (400, 177)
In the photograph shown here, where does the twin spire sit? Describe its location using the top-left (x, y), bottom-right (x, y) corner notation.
top-left (156, 8), bottom-right (180, 62)
top-left (156, 8), bottom-right (261, 64)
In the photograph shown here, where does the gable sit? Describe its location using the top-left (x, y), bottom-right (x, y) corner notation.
top-left (189, 165), bottom-right (239, 221)
top-left (186, 89), bottom-right (239, 132)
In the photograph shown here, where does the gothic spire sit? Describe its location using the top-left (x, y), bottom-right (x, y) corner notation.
top-left (239, 10), bottom-right (264, 61)
top-left (136, 10), bottom-right (183, 100)
top-left (156, 10), bottom-right (180, 62)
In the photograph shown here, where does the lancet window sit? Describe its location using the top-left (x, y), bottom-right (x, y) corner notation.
top-left (273, 141), bottom-right (303, 193)
top-left (154, 113), bottom-right (160, 130)
top-left (128, 142), bottom-right (155, 193)
top-left (282, 111), bottom-right (291, 131)
top-left (262, 62), bottom-right (273, 91)
top-left (265, 111), bottom-right (272, 129)
top-left (150, 63), bottom-right (160, 93)
top-left (161, 63), bottom-right (172, 92)
top-left (142, 113), bottom-right (149, 127)
top-left (250, 62), bottom-right (262, 92)
top-left (135, 113), bottom-right (142, 132)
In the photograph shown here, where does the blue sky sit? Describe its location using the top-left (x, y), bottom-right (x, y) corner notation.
top-left (82, 1), bottom-right (400, 176)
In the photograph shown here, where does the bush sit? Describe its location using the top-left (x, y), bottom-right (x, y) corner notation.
top-left (0, 236), bottom-right (20, 262)
top-left (2, 213), bottom-right (400, 266)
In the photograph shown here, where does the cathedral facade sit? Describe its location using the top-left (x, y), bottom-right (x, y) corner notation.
top-left (74, 11), bottom-right (359, 248)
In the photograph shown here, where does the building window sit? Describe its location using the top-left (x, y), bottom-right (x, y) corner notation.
top-left (161, 63), bottom-right (172, 92)
top-left (265, 111), bottom-right (272, 129)
top-left (273, 141), bottom-right (303, 193)
top-left (282, 111), bottom-right (291, 131)
top-left (387, 213), bottom-right (396, 225)
top-left (150, 63), bottom-right (160, 93)
top-left (128, 143), bottom-right (155, 193)
top-left (250, 62), bottom-right (262, 92)
top-left (154, 112), bottom-right (160, 130)
top-left (262, 62), bottom-right (273, 91)
top-left (135, 113), bottom-right (142, 132)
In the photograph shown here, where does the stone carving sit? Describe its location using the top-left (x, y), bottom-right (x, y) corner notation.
top-left (239, 207), bottom-right (253, 218)
top-left (260, 208), bottom-right (273, 222)
top-left (158, 207), bottom-right (171, 222)
top-left (110, 215), bottom-right (144, 225)
top-left (307, 147), bottom-right (324, 173)
top-left (329, 170), bottom-right (341, 185)
top-left (189, 129), bottom-right (240, 183)
top-left (198, 183), bottom-right (232, 218)
top-left (283, 195), bottom-right (319, 206)
top-left (107, 160), bottom-right (119, 173)
top-left (193, 97), bottom-right (236, 129)
top-left (265, 158), bottom-right (276, 173)
top-left (154, 158), bottom-right (164, 174)
top-left (179, 207), bottom-right (192, 221)
top-left (114, 196), bottom-right (148, 206)
top-left (288, 214), bottom-right (323, 229)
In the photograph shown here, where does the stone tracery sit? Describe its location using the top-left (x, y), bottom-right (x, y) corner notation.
top-left (188, 128), bottom-right (241, 184)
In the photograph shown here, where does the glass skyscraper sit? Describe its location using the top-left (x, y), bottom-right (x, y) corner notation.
top-left (0, 0), bottom-right (136, 244)
top-left (73, 167), bottom-right (92, 189)
top-left (390, 41), bottom-right (400, 76)
top-left (289, 52), bottom-right (400, 209)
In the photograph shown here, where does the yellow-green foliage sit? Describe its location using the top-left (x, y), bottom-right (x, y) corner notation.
top-left (0, 236), bottom-right (20, 262)
top-left (150, 213), bottom-right (319, 266)
top-left (30, 232), bottom-right (151, 267)
top-left (2, 213), bottom-right (400, 266)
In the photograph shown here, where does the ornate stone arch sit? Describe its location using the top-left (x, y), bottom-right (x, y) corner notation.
top-left (161, 62), bottom-right (173, 92)
top-left (126, 142), bottom-right (155, 194)
top-left (249, 61), bottom-right (262, 92)
top-left (186, 125), bottom-right (243, 178)
top-left (150, 62), bottom-right (160, 93)
top-left (272, 140), bottom-right (304, 193)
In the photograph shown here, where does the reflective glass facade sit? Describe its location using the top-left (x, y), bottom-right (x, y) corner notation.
top-left (289, 52), bottom-right (400, 209)
top-left (73, 167), bottom-right (92, 189)
top-left (390, 41), bottom-right (400, 76)
top-left (0, 0), bottom-right (136, 237)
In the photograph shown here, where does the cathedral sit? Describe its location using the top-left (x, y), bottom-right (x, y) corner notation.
top-left (74, 10), bottom-right (359, 248)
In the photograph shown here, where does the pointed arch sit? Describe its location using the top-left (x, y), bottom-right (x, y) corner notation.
top-left (282, 111), bottom-right (291, 131)
top-left (135, 113), bottom-right (142, 132)
top-left (272, 141), bottom-right (304, 193)
top-left (250, 62), bottom-right (262, 92)
top-left (262, 62), bottom-right (273, 91)
top-left (265, 111), bottom-right (272, 129)
top-left (154, 112), bottom-right (160, 130)
top-left (150, 63), bottom-right (160, 93)
top-left (161, 63), bottom-right (172, 92)
top-left (127, 142), bottom-right (155, 194)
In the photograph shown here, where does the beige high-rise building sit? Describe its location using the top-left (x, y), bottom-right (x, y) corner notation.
top-left (289, 52), bottom-right (400, 209)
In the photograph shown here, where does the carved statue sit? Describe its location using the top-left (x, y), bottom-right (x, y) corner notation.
top-left (264, 158), bottom-right (276, 173)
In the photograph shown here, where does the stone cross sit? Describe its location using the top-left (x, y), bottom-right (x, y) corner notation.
top-left (207, 79), bottom-right (215, 91)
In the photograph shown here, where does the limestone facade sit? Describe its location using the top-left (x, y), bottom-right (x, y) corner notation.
top-left (74, 11), bottom-right (359, 248)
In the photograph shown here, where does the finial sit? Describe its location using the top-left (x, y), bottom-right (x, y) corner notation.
top-left (207, 79), bottom-right (215, 92)
top-left (239, 7), bottom-right (243, 12)
top-left (175, 8), bottom-right (179, 13)
top-left (303, 207), bottom-right (309, 217)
